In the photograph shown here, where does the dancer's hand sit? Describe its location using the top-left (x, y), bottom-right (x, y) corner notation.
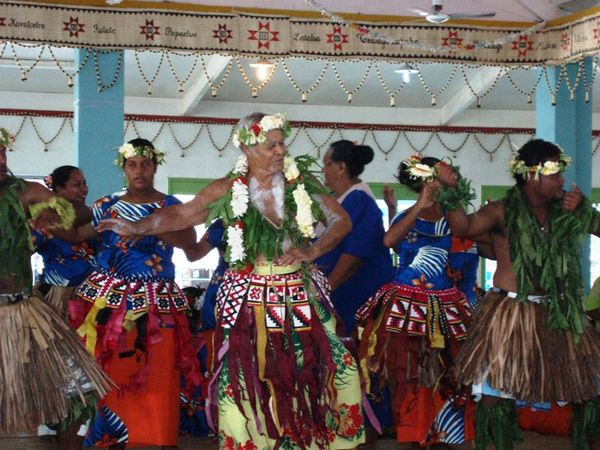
top-left (436, 163), bottom-right (458, 187)
top-left (276, 247), bottom-right (315, 266)
top-left (414, 182), bottom-right (439, 212)
top-left (96, 218), bottom-right (138, 238)
top-left (562, 182), bottom-right (583, 212)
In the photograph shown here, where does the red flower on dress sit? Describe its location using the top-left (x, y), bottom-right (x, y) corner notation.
top-left (237, 440), bottom-right (257, 450)
top-left (220, 433), bottom-right (235, 450)
top-left (224, 383), bottom-right (234, 398)
top-left (337, 403), bottom-right (363, 437)
top-left (343, 352), bottom-right (354, 367)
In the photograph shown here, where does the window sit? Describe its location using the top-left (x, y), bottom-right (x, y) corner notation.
top-left (169, 178), bottom-right (220, 289)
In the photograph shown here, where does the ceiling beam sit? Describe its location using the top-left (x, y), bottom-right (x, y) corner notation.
top-left (439, 66), bottom-right (505, 125)
top-left (179, 54), bottom-right (231, 116)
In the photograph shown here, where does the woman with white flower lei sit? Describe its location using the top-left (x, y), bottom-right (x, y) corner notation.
top-left (98, 113), bottom-right (366, 449)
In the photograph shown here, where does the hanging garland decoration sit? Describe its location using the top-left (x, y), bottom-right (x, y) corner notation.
top-left (9, 41), bottom-right (45, 81)
top-left (331, 60), bottom-right (373, 103)
top-left (460, 64), bottom-right (507, 108)
top-left (165, 50), bottom-right (200, 93)
top-left (5, 41), bottom-right (598, 109)
top-left (93, 50), bottom-right (123, 93)
top-left (282, 59), bottom-right (329, 103)
top-left (505, 66), bottom-right (543, 104)
top-left (0, 110), bottom-right (574, 162)
top-left (134, 49), bottom-right (165, 95)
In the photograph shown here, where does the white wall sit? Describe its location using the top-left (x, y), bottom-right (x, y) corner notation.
top-left (3, 99), bottom-right (600, 207)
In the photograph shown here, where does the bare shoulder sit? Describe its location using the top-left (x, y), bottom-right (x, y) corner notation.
top-left (197, 177), bottom-right (231, 203)
top-left (21, 180), bottom-right (53, 207)
top-left (190, 177), bottom-right (231, 207)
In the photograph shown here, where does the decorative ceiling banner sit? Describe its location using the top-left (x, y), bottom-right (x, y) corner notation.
top-left (2, 1), bottom-right (600, 64)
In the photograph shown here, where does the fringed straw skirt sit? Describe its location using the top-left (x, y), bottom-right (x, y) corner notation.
top-left (210, 267), bottom-right (365, 449)
top-left (355, 282), bottom-right (471, 396)
top-left (455, 289), bottom-right (600, 403)
top-left (44, 284), bottom-right (77, 322)
top-left (0, 291), bottom-right (113, 432)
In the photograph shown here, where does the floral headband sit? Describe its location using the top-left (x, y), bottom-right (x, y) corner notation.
top-left (403, 154), bottom-right (438, 183)
top-left (232, 113), bottom-right (292, 148)
top-left (509, 149), bottom-right (571, 181)
top-left (0, 128), bottom-right (16, 148)
top-left (114, 142), bottom-right (166, 167)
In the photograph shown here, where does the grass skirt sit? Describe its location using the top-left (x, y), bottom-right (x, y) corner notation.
top-left (44, 284), bottom-right (77, 322)
top-left (455, 290), bottom-right (600, 403)
top-left (0, 291), bottom-right (113, 432)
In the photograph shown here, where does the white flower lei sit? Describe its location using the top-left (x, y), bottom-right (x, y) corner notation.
top-left (226, 153), bottom-right (316, 263)
top-left (232, 113), bottom-right (292, 148)
top-left (509, 149), bottom-right (571, 181)
top-left (115, 142), bottom-right (166, 167)
top-left (404, 154), bottom-right (437, 182)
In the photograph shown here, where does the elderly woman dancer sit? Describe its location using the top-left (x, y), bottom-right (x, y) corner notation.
top-left (98, 113), bottom-right (366, 449)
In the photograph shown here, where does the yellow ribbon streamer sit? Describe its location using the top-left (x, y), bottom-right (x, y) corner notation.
top-left (77, 296), bottom-right (106, 355)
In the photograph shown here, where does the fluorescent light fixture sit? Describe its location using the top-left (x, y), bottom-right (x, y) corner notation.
top-left (394, 62), bottom-right (418, 83)
top-left (249, 58), bottom-right (275, 81)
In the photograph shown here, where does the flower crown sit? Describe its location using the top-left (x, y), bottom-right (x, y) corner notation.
top-left (114, 142), bottom-right (166, 167)
top-left (232, 113), bottom-right (292, 148)
top-left (509, 149), bottom-right (571, 181)
top-left (403, 154), bottom-right (438, 183)
top-left (0, 128), bottom-right (16, 148)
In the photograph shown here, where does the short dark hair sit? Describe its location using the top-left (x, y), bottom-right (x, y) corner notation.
top-left (396, 156), bottom-right (440, 193)
top-left (47, 165), bottom-right (80, 191)
top-left (513, 139), bottom-right (561, 185)
top-left (328, 139), bottom-right (374, 178)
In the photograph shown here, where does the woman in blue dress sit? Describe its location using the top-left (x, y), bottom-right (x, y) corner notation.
top-left (355, 155), bottom-right (478, 448)
top-left (317, 140), bottom-right (395, 337)
top-left (33, 165), bottom-right (97, 322)
top-left (70, 138), bottom-right (203, 449)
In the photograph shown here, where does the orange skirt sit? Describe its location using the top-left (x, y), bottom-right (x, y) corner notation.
top-left (396, 387), bottom-right (475, 445)
top-left (517, 404), bottom-right (571, 436)
top-left (102, 327), bottom-right (179, 447)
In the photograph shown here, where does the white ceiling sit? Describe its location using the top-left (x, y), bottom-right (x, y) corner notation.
top-left (3, 0), bottom-right (600, 123)
top-left (125, 0), bottom-right (581, 23)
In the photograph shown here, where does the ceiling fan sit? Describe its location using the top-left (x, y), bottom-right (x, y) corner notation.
top-left (409, 0), bottom-right (497, 24)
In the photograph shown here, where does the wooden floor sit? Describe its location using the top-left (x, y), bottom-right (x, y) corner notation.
top-left (0, 431), bottom-right (570, 449)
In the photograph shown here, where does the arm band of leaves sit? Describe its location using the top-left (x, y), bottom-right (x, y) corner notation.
top-left (29, 196), bottom-right (76, 230)
top-left (437, 176), bottom-right (476, 211)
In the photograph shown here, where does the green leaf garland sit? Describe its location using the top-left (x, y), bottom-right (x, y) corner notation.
top-left (505, 186), bottom-right (600, 338)
top-left (0, 172), bottom-right (34, 293)
top-left (207, 155), bottom-right (328, 269)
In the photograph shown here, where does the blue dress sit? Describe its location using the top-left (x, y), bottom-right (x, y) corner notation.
top-left (201, 219), bottom-right (228, 330)
top-left (32, 231), bottom-right (97, 287)
top-left (355, 209), bottom-right (476, 445)
top-left (73, 194), bottom-right (201, 448)
top-left (316, 188), bottom-right (395, 336)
